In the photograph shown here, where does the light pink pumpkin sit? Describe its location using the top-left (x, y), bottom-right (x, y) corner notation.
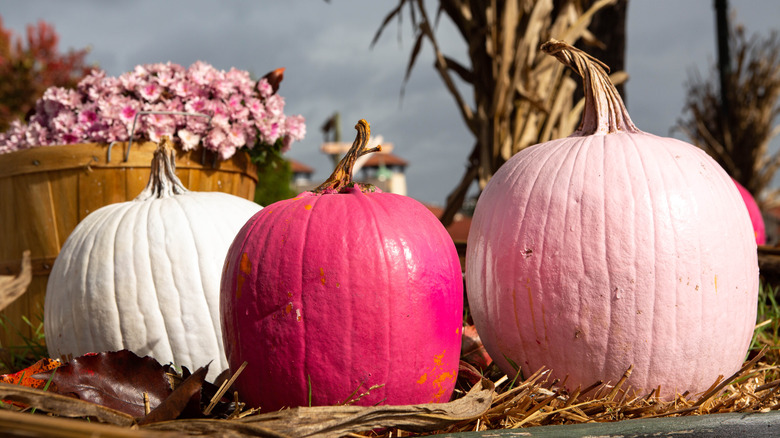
top-left (466, 40), bottom-right (759, 399)
top-left (732, 178), bottom-right (766, 245)
top-left (220, 120), bottom-right (463, 410)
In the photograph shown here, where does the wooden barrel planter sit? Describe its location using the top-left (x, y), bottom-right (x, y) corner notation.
top-left (0, 141), bottom-right (258, 349)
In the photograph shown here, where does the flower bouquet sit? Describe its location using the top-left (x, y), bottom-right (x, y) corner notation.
top-left (0, 61), bottom-right (306, 161)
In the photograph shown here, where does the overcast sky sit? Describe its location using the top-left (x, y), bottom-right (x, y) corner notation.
top-left (2, 1), bottom-right (779, 205)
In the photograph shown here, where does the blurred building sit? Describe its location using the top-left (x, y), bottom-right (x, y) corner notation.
top-left (289, 159), bottom-right (316, 193)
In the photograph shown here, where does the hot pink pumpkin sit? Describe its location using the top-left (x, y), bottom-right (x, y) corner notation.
top-left (466, 40), bottom-right (759, 399)
top-left (220, 120), bottom-right (463, 410)
top-left (732, 178), bottom-right (766, 245)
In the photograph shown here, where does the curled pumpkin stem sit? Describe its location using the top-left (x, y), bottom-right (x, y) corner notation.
top-left (540, 39), bottom-right (639, 135)
top-left (315, 119), bottom-right (381, 193)
top-left (135, 135), bottom-right (188, 201)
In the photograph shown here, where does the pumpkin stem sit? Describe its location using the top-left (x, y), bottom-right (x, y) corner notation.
top-left (314, 119), bottom-right (381, 193)
top-left (135, 136), bottom-right (188, 201)
top-left (540, 39), bottom-right (639, 135)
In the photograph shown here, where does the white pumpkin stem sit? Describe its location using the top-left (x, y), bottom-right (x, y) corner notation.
top-left (135, 136), bottom-right (188, 201)
top-left (314, 119), bottom-right (381, 193)
top-left (541, 39), bottom-right (639, 136)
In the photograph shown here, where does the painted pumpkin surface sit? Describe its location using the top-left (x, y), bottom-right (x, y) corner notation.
top-left (221, 120), bottom-right (463, 410)
top-left (466, 40), bottom-right (759, 398)
top-left (732, 178), bottom-right (766, 245)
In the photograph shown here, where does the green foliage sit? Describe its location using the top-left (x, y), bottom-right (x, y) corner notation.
top-left (250, 143), bottom-right (296, 206)
top-left (0, 17), bottom-right (93, 131)
top-left (0, 313), bottom-right (47, 373)
top-left (752, 280), bottom-right (780, 363)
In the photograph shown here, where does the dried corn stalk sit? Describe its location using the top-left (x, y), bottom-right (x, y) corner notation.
top-left (374, 0), bottom-right (624, 225)
top-left (677, 26), bottom-right (780, 209)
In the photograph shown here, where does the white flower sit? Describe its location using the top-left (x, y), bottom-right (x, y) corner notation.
top-left (177, 129), bottom-right (201, 151)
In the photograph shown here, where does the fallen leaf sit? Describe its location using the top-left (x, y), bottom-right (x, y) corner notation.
top-left (0, 383), bottom-right (135, 426)
top-left (145, 377), bottom-right (496, 438)
top-left (34, 350), bottom-right (174, 418)
top-left (0, 357), bottom-right (61, 389)
top-left (461, 324), bottom-right (493, 370)
top-left (137, 364), bottom-right (208, 425)
top-left (457, 360), bottom-right (486, 389)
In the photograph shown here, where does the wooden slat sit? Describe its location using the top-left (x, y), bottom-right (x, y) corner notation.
top-left (49, 170), bottom-right (79, 250)
top-left (0, 175), bottom-right (18, 261)
top-left (13, 172), bottom-right (60, 259)
top-left (0, 256), bottom-right (58, 276)
top-left (77, 167), bottom-right (126, 219)
top-left (125, 168), bottom-right (150, 199)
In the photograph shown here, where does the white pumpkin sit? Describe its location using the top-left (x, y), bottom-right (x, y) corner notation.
top-left (44, 137), bottom-right (261, 379)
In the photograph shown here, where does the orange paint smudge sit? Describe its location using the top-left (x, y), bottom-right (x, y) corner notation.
top-left (433, 351), bottom-right (445, 367)
top-left (236, 252), bottom-right (252, 300)
top-left (430, 371), bottom-right (456, 402)
top-left (419, 349), bottom-right (457, 402)
top-left (240, 253), bottom-right (252, 275)
top-left (319, 267), bottom-right (326, 285)
top-left (285, 302), bottom-right (293, 314)
top-left (304, 204), bottom-right (312, 210)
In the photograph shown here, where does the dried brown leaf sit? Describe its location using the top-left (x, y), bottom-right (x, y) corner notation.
top-left (145, 378), bottom-right (495, 438)
top-left (137, 364), bottom-right (208, 425)
top-left (0, 383), bottom-right (135, 426)
top-left (35, 350), bottom-right (174, 418)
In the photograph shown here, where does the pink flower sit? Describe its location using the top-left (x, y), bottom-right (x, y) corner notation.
top-left (139, 82), bottom-right (162, 102)
top-left (256, 78), bottom-right (273, 98)
top-left (189, 61), bottom-right (218, 86)
top-left (148, 125), bottom-right (175, 143)
top-left (184, 96), bottom-right (208, 114)
top-left (258, 121), bottom-right (280, 144)
top-left (211, 113), bottom-right (230, 131)
top-left (215, 79), bottom-right (235, 99)
top-left (246, 98), bottom-right (265, 118)
top-left (78, 109), bottom-right (98, 125)
top-left (204, 127), bottom-right (227, 150)
top-left (121, 105), bottom-right (138, 123)
top-left (265, 94), bottom-right (284, 117)
top-left (227, 126), bottom-right (246, 148)
top-left (285, 115), bottom-right (307, 142)
top-left (52, 112), bottom-right (76, 131)
top-left (185, 115), bottom-right (208, 134)
top-left (173, 80), bottom-right (197, 98)
top-left (0, 61), bottom-right (306, 160)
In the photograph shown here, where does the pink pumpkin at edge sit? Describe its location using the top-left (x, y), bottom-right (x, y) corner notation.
top-left (732, 178), bottom-right (766, 245)
top-left (466, 40), bottom-right (759, 399)
top-left (220, 120), bottom-right (463, 410)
